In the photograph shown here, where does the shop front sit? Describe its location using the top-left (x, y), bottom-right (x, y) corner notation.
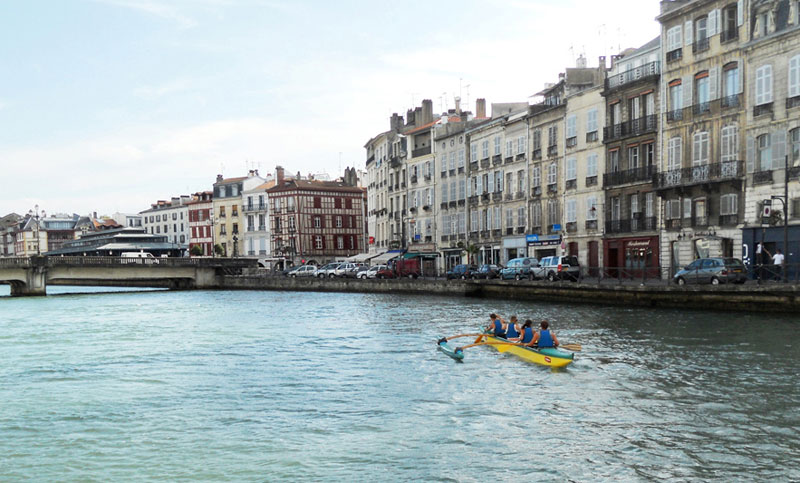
top-left (525, 234), bottom-right (561, 260)
top-left (741, 226), bottom-right (800, 280)
top-left (405, 243), bottom-right (439, 276)
top-left (501, 235), bottom-right (527, 264)
top-left (478, 244), bottom-right (501, 265)
top-left (603, 236), bottom-right (659, 279)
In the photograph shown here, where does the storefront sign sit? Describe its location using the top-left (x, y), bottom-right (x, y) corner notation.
top-left (526, 234), bottom-right (562, 247)
top-left (626, 240), bottom-right (652, 248)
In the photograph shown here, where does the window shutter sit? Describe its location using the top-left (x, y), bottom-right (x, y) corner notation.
top-left (685, 21), bottom-right (693, 45)
top-left (683, 75), bottom-right (693, 108)
top-left (738, 62), bottom-right (744, 94)
top-left (773, 130), bottom-right (786, 167)
top-left (710, 9), bottom-right (721, 36)
top-left (746, 135), bottom-right (755, 173)
top-left (789, 56), bottom-right (800, 98)
top-left (709, 67), bottom-right (719, 100)
top-left (737, 0), bottom-right (743, 26)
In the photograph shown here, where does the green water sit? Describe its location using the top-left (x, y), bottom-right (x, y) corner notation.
top-left (1, 287), bottom-right (798, 481)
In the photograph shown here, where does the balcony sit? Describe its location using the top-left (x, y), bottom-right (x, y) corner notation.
top-left (547, 145), bottom-right (558, 157)
top-left (458, 166), bottom-right (465, 173)
top-left (693, 101), bottom-right (711, 116)
top-left (790, 166), bottom-right (800, 180)
top-left (720, 28), bottom-right (739, 43)
top-left (440, 202), bottom-right (448, 210)
top-left (410, 175), bottom-right (418, 184)
top-left (449, 201), bottom-right (457, 208)
top-left (666, 48), bottom-right (682, 62)
top-left (585, 176), bottom-right (598, 187)
top-left (566, 222), bottom-right (577, 233)
top-left (422, 204), bottom-right (431, 211)
top-left (390, 156), bottom-right (402, 168)
top-left (480, 230), bottom-right (490, 239)
top-left (492, 155), bottom-right (502, 166)
top-left (458, 199), bottom-right (465, 206)
top-left (692, 216), bottom-right (708, 228)
top-left (565, 179), bottom-right (576, 190)
top-left (547, 224), bottom-right (560, 233)
top-left (585, 219), bottom-right (598, 231)
top-left (516, 191), bottom-right (525, 200)
top-left (547, 183), bottom-right (557, 194)
top-left (516, 227), bottom-right (525, 234)
top-left (753, 103), bottom-right (773, 117)
top-left (721, 94), bottom-right (741, 109)
top-left (470, 161), bottom-right (478, 171)
top-left (449, 169), bottom-right (456, 176)
top-left (409, 206), bottom-right (417, 213)
top-left (468, 195), bottom-right (479, 205)
top-left (424, 174), bottom-right (432, 181)
top-left (505, 193), bottom-right (514, 201)
top-left (586, 131), bottom-right (599, 143)
top-left (492, 192), bottom-right (503, 201)
top-left (656, 160), bottom-right (743, 190)
top-left (411, 146), bottom-right (431, 158)
top-left (603, 115), bottom-right (657, 142)
top-left (480, 159), bottom-right (490, 169)
top-left (605, 61), bottom-right (660, 91)
top-left (605, 216), bottom-right (656, 234)
top-left (532, 186), bottom-right (542, 197)
top-left (787, 96), bottom-right (800, 110)
top-left (506, 227), bottom-right (514, 235)
top-left (718, 214), bottom-right (739, 226)
top-left (566, 137), bottom-right (577, 148)
top-left (753, 170), bottom-right (773, 185)
top-left (492, 229), bottom-right (501, 238)
top-left (665, 219), bottom-right (682, 231)
top-left (533, 148), bottom-right (542, 160)
top-left (440, 170), bottom-right (446, 178)
top-left (603, 165), bottom-right (656, 187)
top-left (666, 107), bottom-right (687, 123)
top-left (481, 193), bottom-right (490, 203)
top-left (692, 37), bottom-right (710, 54)
top-left (504, 156), bottom-right (514, 164)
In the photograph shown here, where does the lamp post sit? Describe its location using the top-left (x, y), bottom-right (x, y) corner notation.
top-left (232, 234), bottom-right (239, 258)
top-left (28, 204), bottom-right (46, 256)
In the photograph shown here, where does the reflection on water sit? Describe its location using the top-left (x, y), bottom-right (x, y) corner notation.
top-left (0, 288), bottom-right (798, 481)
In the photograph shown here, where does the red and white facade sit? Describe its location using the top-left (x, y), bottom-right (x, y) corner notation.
top-left (267, 179), bottom-right (365, 264)
top-left (188, 191), bottom-right (214, 256)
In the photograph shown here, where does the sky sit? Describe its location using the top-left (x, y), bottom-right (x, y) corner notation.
top-left (0, 0), bottom-right (661, 217)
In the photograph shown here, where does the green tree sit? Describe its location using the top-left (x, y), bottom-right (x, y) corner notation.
top-left (214, 244), bottom-right (224, 256)
top-left (190, 245), bottom-right (203, 256)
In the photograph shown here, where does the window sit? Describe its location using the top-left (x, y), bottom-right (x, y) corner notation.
top-left (314, 216), bottom-right (321, 228)
top-left (721, 125), bottom-right (738, 162)
top-left (517, 170), bottom-right (525, 193)
top-left (231, 185), bottom-right (238, 196)
top-left (646, 192), bottom-right (654, 218)
top-left (757, 134), bottom-right (772, 171)
top-left (695, 15), bottom-right (708, 42)
top-left (667, 25), bottom-right (682, 52)
top-left (476, 175), bottom-right (483, 193)
top-left (337, 236), bottom-right (344, 250)
top-left (696, 74), bottom-right (710, 107)
top-left (470, 211), bottom-right (478, 232)
top-left (517, 136), bottom-right (526, 155)
top-left (459, 179), bottom-right (466, 199)
top-left (668, 137), bottom-right (682, 170)
top-left (547, 126), bottom-right (558, 146)
top-left (487, 173), bottom-right (494, 192)
top-left (693, 132), bottom-right (709, 166)
top-left (494, 136), bottom-right (501, 155)
top-left (724, 63), bottom-right (739, 98)
top-left (470, 143), bottom-right (477, 162)
top-left (532, 165), bottom-right (541, 187)
top-left (628, 96), bottom-right (640, 121)
top-left (481, 140), bottom-right (489, 159)
top-left (458, 149), bottom-right (465, 168)
top-left (790, 55), bottom-right (800, 99)
top-left (587, 153), bottom-right (598, 177)
top-left (450, 181), bottom-right (457, 200)
top-left (683, 198), bottom-right (692, 219)
top-left (566, 157), bottom-right (576, 180)
top-left (586, 196), bottom-right (598, 220)
top-left (219, 186), bottom-right (226, 198)
top-left (506, 140), bottom-right (513, 157)
top-left (586, 109), bottom-right (598, 134)
top-left (315, 236), bottom-right (323, 250)
top-left (505, 208), bottom-right (514, 228)
top-left (441, 183), bottom-right (448, 203)
top-left (628, 146), bottom-right (640, 169)
top-left (792, 129), bottom-right (800, 166)
top-left (336, 216), bottom-right (342, 228)
top-left (609, 149), bottom-right (620, 172)
top-left (533, 130), bottom-right (541, 152)
top-left (547, 200), bottom-right (559, 226)
top-left (506, 172), bottom-right (513, 193)
top-left (644, 142), bottom-right (655, 165)
top-left (566, 115), bottom-right (577, 140)
top-left (547, 163), bottom-right (557, 185)
top-left (566, 199), bottom-right (577, 223)
top-left (720, 194), bottom-right (738, 215)
top-left (495, 171), bottom-right (503, 192)
top-left (314, 197), bottom-right (321, 208)
top-left (449, 152), bottom-right (456, 171)
top-left (755, 65), bottom-right (773, 105)
top-left (666, 199), bottom-right (681, 220)
top-left (532, 203), bottom-right (542, 227)
top-left (518, 207), bottom-right (526, 227)
top-left (669, 81), bottom-right (683, 113)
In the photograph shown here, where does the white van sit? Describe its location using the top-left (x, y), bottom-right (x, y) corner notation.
top-left (121, 252), bottom-right (155, 258)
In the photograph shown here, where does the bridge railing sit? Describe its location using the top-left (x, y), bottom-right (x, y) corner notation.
top-left (19, 256), bottom-right (259, 268)
top-left (0, 257), bottom-right (32, 268)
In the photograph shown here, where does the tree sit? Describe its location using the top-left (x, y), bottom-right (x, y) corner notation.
top-left (190, 245), bottom-right (203, 256)
top-left (214, 244), bottom-right (224, 256)
top-left (466, 243), bottom-right (479, 265)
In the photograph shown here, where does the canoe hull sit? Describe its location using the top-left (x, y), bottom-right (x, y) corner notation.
top-left (484, 334), bottom-right (573, 367)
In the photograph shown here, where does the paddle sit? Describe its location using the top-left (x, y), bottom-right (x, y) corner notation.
top-left (560, 343), bottom-right (582, 352)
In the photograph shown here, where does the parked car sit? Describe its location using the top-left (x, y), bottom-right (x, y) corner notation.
top-left (472, 264), bottom-right (503, 280)
top-left (539, 256), bottom-right (581, 282)
top-left (446, 264), bottom-right (477, 280)
top-left (374, 266), bottom-right (396, 279)
top-left (365, 265), bottom-right (389, 279)
top-left (500, 258), bottom-right (542, 280)
top-left (286, 264), bottom-right (317, 277)
top-left (673, 257), bottom-right (747, 285)
top-left (315, 263), bottom-right (342, 278)
top-left (333, 262), bottom-right (360, 277)
top-left (348, 264), bottom-right (371, 279)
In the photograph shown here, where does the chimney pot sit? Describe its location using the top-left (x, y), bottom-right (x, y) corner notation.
top-left (476, 98), bottom-right (487, 118)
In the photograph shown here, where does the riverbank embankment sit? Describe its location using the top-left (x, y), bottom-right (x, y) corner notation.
top-left (219, 275), bottom-right (800, 313)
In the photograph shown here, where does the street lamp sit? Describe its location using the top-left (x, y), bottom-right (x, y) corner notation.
top-left (232, 234), bottom-right (239, 258)
top-left (27, 204), bottom-right (46, 256)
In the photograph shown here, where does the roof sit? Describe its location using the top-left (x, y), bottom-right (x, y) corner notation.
top-left (404, 119), bottom-right (439, 136)
top-left (215, 176), bottom-right (247, 185)
top-left (267, 179), bottom-right (364, 194)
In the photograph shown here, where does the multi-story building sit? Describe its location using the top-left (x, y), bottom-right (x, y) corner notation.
top-left (741, 0), bottom-right (800, 269)
top-left (404, 100), bottom-right (439, 266)
top-left (111, 213), bottom-right (143, 229)
top-left (657, 0), bottom-right (748, 275)
top-left (0, 213), bottom-right (21, 256)
top-left (562, 57), bottom-right (608, 271)
top-left (266, 172), bottom-right (365, 265)
top-left (497, 107), bottom-right (532, 264)
top-left (187, 191), bottom-right (214, 256)
top-left (15, 215), bottom-right (49, 256)
top-left (601, 39), bottom-right (662, 276)
top-left (212, 170), bottom-right (264, 257)
top-left (140, 196), bottom-right (192, 255)
top-left (242, 176), bottom-right (274, 257)
top-left (364, 114), bottom-right (404, 254)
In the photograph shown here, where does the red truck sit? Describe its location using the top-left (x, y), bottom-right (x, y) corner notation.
top-left (390, 257), bottom-right (421, 278)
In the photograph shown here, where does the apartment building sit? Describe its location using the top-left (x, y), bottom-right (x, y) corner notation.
top-left (657, 0), bottom-right (748, 275)
top-left (212, 170), bottom-right (264, 257)
top-left (242, 176), bottom-right (274, 257)
top-left (602, 39), bottom-right (662, 276)
top-left (140, 196), bottom-right (192, 255)
top-left (364, 114), bottom-right (404, 254)
top-left (741, 0), bottom-right (800, 267)
top-left (187, 191), bottom-right (213, 256)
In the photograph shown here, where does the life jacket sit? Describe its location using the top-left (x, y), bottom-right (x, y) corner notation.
top-left (506, 323), bottom-right (520, 339)
top-left (492, 319), bottom-right (504, 336)
top-left (521, 326), bottom-right (533, 344)
top-left (538, 329), bottom-right (554, 348)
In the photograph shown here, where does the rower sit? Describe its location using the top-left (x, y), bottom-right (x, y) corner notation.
top-left (505, 316), bottom-right (521, 341)
top-left (486, 313), bottom-right (506, 338)
top-left (519, 320), bottom-right (534, 345)
top-left (529, 320), bottom-right (560, 348)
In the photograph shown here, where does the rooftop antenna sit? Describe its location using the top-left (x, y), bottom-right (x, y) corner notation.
top-left (440, 92), bottom-right (447, 112)
top-left (464, 84), bottom-right (471, 112)
top-left (338, 152), bottom-right (342, 175)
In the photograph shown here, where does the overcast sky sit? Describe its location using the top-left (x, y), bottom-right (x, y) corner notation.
top-left (0, 0), bottom-right (661, 217)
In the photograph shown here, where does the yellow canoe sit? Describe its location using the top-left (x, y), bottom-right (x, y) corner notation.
top-left (484, 334), bottom-right (574, 368)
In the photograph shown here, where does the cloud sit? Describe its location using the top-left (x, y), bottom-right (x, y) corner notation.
top-left (133, 79), bottom-right (194, 100)
top-left (90, 0), bottom-right (199, 28)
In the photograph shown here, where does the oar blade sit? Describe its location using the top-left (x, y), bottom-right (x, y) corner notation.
top-left (561, 343), bottom-right (582, 352)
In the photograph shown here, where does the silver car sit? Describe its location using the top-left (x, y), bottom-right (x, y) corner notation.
top-left (287, 265), bottom-right (317, 277)
top-left (315, 263), bottom-right (342, 278)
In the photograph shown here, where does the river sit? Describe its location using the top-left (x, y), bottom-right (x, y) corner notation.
top-left (1, 286), bottom-right (798, 481)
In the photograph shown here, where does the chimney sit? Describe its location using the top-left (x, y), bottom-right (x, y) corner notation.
top-left (576, 54), bottom-right (587, 68)
top-left (390, 113), bottom-right (404, 132)
top-left (454, 96), bottom-right (461, 114)
top-left (599, 55), bottom-right (607, 69)
top-left (216, 174), bottom-right (223, 183)
top-left (476, 98), bottom-right (486, 118)
top-left (406, 108), bottom-right (415, 126)
top-left (422, 99), bottom-right (433, 124)
top-left (276, 165), bottom-right (285, 184)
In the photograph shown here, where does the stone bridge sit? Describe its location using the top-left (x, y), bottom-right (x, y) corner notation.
top-left (0, 256), bottom-right (257, 296)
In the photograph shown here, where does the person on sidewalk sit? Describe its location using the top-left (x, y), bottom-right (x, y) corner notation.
top-left (772, 249), bottom-right (785, 281)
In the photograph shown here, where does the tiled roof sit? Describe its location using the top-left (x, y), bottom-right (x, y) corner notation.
top-left (267, 179), bottom-right (363, 194)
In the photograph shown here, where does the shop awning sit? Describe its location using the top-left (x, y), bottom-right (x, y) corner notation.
top-left (403, 252), bottom-right (440, 260)
top-left (370, 250), bottom-right (403, 265)
top-left (345, 252), bottom-right (380, 262)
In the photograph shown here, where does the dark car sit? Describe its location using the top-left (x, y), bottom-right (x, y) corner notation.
top-left (375, 266), bottom-right (396, 279)
top-left (471, 264), bottom-right (502, 280)
top-left (673, 257), bottom-right (747, 285)
top-left (446, 264), bottom-right (477, 280)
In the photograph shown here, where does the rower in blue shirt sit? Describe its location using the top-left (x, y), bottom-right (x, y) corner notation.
top-left (527, 320), bottom-right (560, 348)
top-left (485, 313), bottom-right (506, 338)
top-left (505, 316), bottom-right (521, 341)
top-left (519, 320), bottom-right (535, 344)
